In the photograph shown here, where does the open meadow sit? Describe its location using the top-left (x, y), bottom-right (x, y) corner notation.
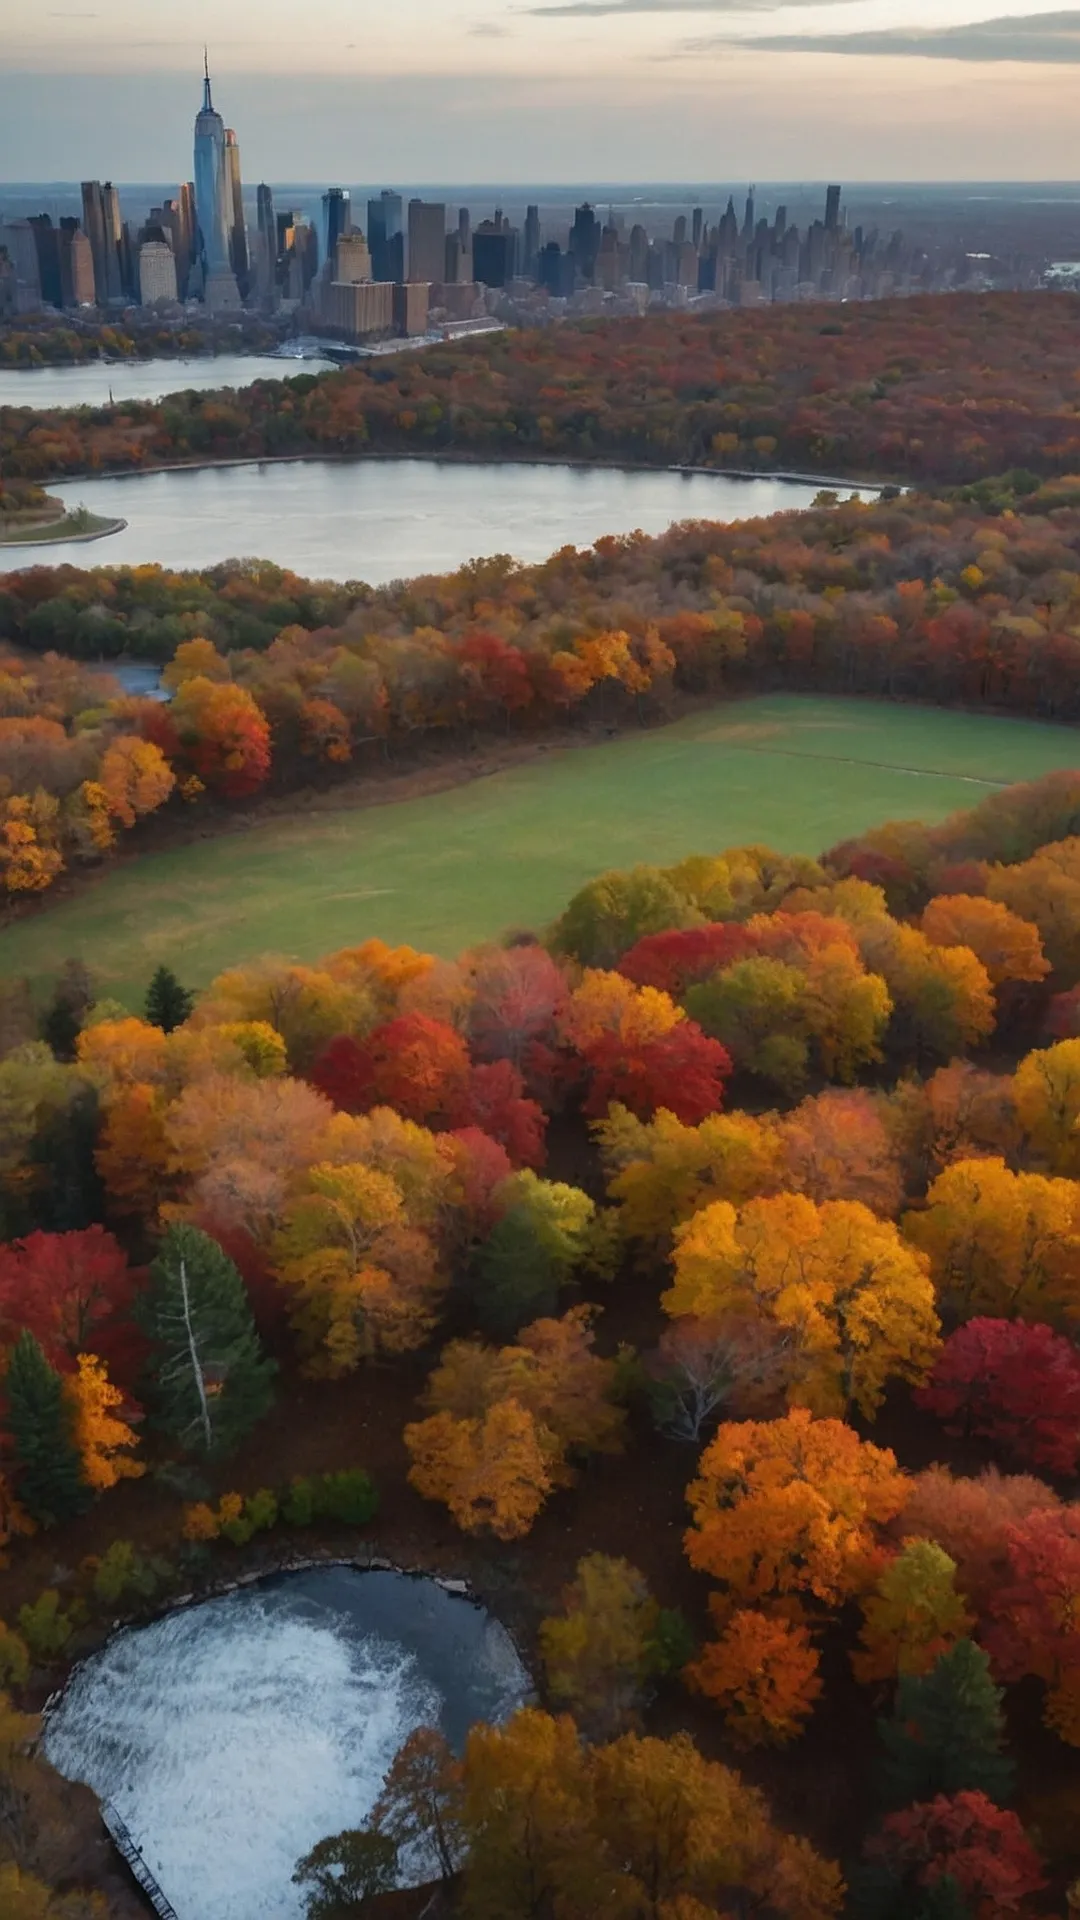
top-left (8, 691), bottom-right (1080, 1003)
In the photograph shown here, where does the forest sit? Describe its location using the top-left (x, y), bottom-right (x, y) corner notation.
top-left (0, 313), bottom-right (286, 369)
top-left (4, 293), bottom-right (1080, 487)
top-left (3, 761), bottom-right (1080, 1915)
top-left (7, 481), bottom-right (1080, 900)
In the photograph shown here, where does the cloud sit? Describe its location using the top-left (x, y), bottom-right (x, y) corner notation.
top-left (701, 9), bottom-right (1080, 61)
top-left (528, 0), bottom-right (852, 15)
top-left (469, 19), bottom-right (512, 32)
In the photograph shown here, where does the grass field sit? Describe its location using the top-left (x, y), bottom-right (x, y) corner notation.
top-left (7, 693), bottom-right (1080, 1006)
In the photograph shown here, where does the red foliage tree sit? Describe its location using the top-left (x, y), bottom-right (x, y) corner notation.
top-left (983, 1507), bottom-right (1080, 1687)
top-left (578, 1018), bottom-right (732, 1124)
top-left (451, 1060), bottom-right (547, 1170)
top-left (311, 1014), bottom-right (470, 1127)
top-left (467, 945), bottom-right (568, 1075)
top-left (916, 1318), bottom-right (1080, 1474)
top-left (444, 1127), bottom-right (515, 1238)
top-left (167, 677), bottom-right (272, 798)
top-left (860, 1792), bottom-right (1045, 1917)
top-left (618, 924), bottom-right (754, 995)
top-left (0, 1226), bottom-right (135, 1373)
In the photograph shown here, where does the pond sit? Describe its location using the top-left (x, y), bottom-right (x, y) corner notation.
top-left (0, 457), bottom-right (857, 584)
top-left (0, 352), bottom-right (331, 411)
top-left (42, 1567), bottom-right (530, 1920)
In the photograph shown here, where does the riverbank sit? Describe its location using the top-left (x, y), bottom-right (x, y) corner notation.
top-left (0, 509), bottom-right (126, 548)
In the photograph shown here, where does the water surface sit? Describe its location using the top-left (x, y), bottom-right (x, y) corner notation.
top-left (1, 459), bottom-right (849, 583)
top-left (43, 1567), bottom-right (529, 1920)
top-left (0, 352), bottom-right (329, 411)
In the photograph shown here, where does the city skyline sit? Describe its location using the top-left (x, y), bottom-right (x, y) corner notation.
top-left (3, 0), bottom-right (1080, 180)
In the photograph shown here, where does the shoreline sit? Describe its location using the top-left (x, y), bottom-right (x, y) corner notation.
top-left (37, 446), bottom-right (887, 496)
top-left (0, 513), bottom-right (127, 550)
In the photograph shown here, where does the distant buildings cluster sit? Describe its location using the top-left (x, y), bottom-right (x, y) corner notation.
top-left (0, 61), bottom-right (1009, 342)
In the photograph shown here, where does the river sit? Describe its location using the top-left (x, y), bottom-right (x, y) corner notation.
top-left (43, 1567), bottom-right (530, 1920)
top-left (0, 351), bottom-right (331, 411)
top-left (0, 458), bottom-right (853, 584)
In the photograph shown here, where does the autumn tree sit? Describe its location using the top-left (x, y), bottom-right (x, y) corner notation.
top-left (647, 1314), bottom-right (793, 1440)
top-left (916, 1318), bottom-right (1080, 1474)
top-left (774, 1088), bottom-right (904, 1217)
top-left (311, 1014), bottom-right (469, 1127)
top-left (65, 1353), bottom-right (143, 1492)
top-left (896, 1465), bottom-right (1062, 1616)
top-left (1012, 1037), bottom-right (1080, 1175)
top-left (665, 1193), bottom-right (940, 1419)
top-left (687, 1607), bottom-right (822, 1747)
top-left (538, 1554), bottom-right (677, 1739)
top-left (371, 1726), bottom-right (464, 1884)
top-left (857, 920), bottom-right (995, 1062)
top-left (685, 1408), bottom-right (907, 1617)
top-left (3, 1332), bottom-right (88, 1526)
top-left (920, 894), bottom-right (1049, 990)
top-left (853, 1792), bottom-right (1044, 1920)
top-left (853, 1541), bottom-right (974, 1685)
top-left (292, 1832), bottom-right (398, 1917)
top-left (595, 1103), bottom-right (780, 1250)
top-left (903, 1157), bottom-right (1080, 1323)
top-left (877, 1640), bottom-right (1014, 1808)
top-left (551, 865), bottom-right (698, 967)
top-left (137, 1222), bottom-right (276, 1456)
top-left (98, 734), bottom-right (174, 828)
top-left (405, 1396), bottom-right (555, 1542)
top-left (274, 1160), bottom-right (444, 1371)
top-left (983, 1506), bottom-right (1080, 1744)
top-left (0, 1226), bottom-right (132, 1367)
top-left (166, 674), bottom-right (271, 797)
top-left (475, 1171), bottom-right (595, 1332)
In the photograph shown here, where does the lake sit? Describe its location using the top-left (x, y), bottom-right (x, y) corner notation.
top-left (0, 458), bottom-right (853, 584)
top-left (0, 351), bottom-right (331, 411)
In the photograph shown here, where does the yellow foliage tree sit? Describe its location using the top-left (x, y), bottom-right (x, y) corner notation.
top-left (405, 1397), bottom-right (555, 1539)
top-left (98, 734), bottom-right (175, 827)
top-left (594, 1103), bottom-right (781, 1248)
top-left (852, 1539), bottom-right (973, 1685)
top-left (903, 1155), bottom-right (1080, 1321)
top-left (1013, 1038), bottom-right (1080, 1176)
top-left (66, 1353), bottom-right (143, 1491)
top-left (665, 1193), bottom-right (940, 1418)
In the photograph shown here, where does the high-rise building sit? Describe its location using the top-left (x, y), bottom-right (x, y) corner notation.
top-left (368, 191), bottom-right (404, 282)
top-left (139, 240), bottom-right (179, 305)
top-left (225, 130), bottom-right (249, 295)
top-left (334, 233), bottom-right (371, 283)
top-left (825, 184), bottom-right (842, 234)
top-left (80, 182), bottom-right (110, 303)
top-left (407, 199), bottom-right (445, 284)
top-left (0, 221), bottom-right (42, 311)
top-left (193, 53), bottom-right (240, 306)
top-left (101, 184), bottom-right (124, 299)
top-left (523, 204), bottom-right (540, 280)
top-left (569, 204), bottom-right (600, 284)
top-left (321, 189), bottom-right (351, 268)
top-left (473, 221), bottom-right (515, 289)
top-left (27, 216), bottom-right (62, 307)
top-left (69, 229), bottom-right (96, 305)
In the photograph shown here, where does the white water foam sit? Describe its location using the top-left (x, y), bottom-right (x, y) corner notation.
top-left (43, 1587), bottom-right (447, 1920)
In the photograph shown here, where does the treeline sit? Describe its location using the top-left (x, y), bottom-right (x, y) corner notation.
top-left (5, 293), bottom-right (1080, 485)
top-left (0, 312), bottom-right (286, 369)
top-left (9, 487), bottom-right (1080, 897)
top-left (4, 774), bottom-right (1080, 1908)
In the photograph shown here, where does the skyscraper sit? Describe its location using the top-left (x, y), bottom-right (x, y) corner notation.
top-left (256, 183), bottom-right (276, 303)
top-left (368, 191), bottom-right (404, 282)
top-left (193, 53), bottom-right (240, 307)
top-left (321, 189), bottom-right (351, 269)
top-left (825, 184), bottom-right (842, 234)
top-left (80, 182), bottom-right (109, 304)
top-left (225, 130), bottom-right (249, 295)
top-left (407, 200), bottom-right (446, 284)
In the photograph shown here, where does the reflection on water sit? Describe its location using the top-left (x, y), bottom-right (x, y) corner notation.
top-left (43, 1568), bottom-right (530, 1920)
top-left (0, 458), bottom-right (855, 584)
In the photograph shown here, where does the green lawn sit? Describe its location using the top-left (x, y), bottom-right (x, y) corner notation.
top-left (8, 694), bottom-right (1080, 1006)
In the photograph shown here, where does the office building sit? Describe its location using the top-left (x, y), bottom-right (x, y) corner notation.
top-left (193, 54), bottom-right (240, 306)
top-left (80, 182), bottom-right (109, 303)
top-left (407, 199), bottom-right (445, 283)
top-left (825, 184), bottom-right (842, 234)
top-left (225, 130), bottom-right (249, 294)
top-left (523, 204), bottom-right (540, 280)
top-left (334, 233), bottom-right (371, 283)
top-left (472, 221), bottom-right (515, 288)
top-left (324, 278), bottom-right (393, 340)
top-left (569, 204), bottom-right (600, 284)
top-left (368, 191), bottom-right (404, 281)
top-left (321, 188), bottom-right (351, 267)
top-left (69, 230), bottom-right (96, 305)
top-left (0, 221), bottom-right (42, 310)
top-left (139, 240), bottom-right (179, 305)
top-left (394, 280), bottom-right (430, 336)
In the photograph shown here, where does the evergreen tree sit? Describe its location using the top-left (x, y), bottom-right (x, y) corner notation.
top-left (4, 1331), bottom-right (89, 1527)
top-left (138, 1223), bottom-right (276, 1457)
top-left (40, 959), bottom-right (95, 1061)
top-left (145, 965), bottom-right (195, 1034)
top-left (878, 1639), bottom-right (1014, 1807)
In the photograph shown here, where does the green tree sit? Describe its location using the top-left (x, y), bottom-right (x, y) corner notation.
top-left (686, 956), bottom-right (810, 1094)
top-left (292, 1831), bottom-right (398, 1916)
top-left (144, 965), bottom-right (195, 1034)
top-left (3, 1331), bottom-right (88, 1526)
top-left (878, 1640), bottom-right (1014, 1807)
top-left (137, 1223), bottom-right (276, 1457)
top-left (550, 865), bottom-right (697, 967)
top-left (475, 1172), bottom-right (595, 1333)
top-left (538, 1553), bottom-right (685, 1740)
top-left (39, 959), bottom-right (95, 1062)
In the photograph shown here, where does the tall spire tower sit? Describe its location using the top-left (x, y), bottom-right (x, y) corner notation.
top-left (193, 52), bottom-right (241, 309)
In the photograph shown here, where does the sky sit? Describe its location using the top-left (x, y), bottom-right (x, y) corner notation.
top-left (2, 0), bottom-right (1080, 182)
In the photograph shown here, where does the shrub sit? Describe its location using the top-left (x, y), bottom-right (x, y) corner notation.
top-left (313, 1469), bottom-right (379, 1527)
top-left (281, 1476), bottom-right (317, 1527)
top-left (17, 1590), bottom-right (74, 1662)
top-left (90, 1539), bottom-right (164, 1609)
top-left (0, 1623), bottom-right (30, 1686)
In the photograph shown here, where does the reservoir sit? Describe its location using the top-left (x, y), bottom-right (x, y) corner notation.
top-left (0, 458), bottom-right (853, 585)
top-left (42, 1567), bottom-right (529, 1920)
top-left (0, 352), bottom-right (330, 410)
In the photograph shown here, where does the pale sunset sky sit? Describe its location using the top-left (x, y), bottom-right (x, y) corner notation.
top-left (2, 0), bottom-right (1079, 180)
